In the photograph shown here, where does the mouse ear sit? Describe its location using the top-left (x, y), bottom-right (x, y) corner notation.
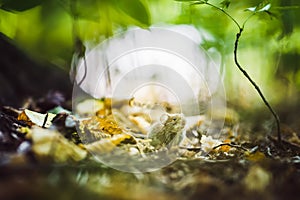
top-left (159, 113), bottom-right (169, 124)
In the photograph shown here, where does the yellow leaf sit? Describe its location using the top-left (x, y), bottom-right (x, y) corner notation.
top-left (246, 151), bottom-right (266, 162)
top-left (220, 139), bottom-right (231, 152)
top-left (84, 133), bottom-right (132, 154)
top-left (76, 99), bottom-right (104, 117)
top-left (244, 165), bottom-right (272, 191)
top-left (18, 111), bottom-right (34, 126)
top-left (18, 109), bottom-right (56, 128)
top-left (81, 116), bottom-right (123, 136)
top-left (31, 127), bottom-right (87, 162)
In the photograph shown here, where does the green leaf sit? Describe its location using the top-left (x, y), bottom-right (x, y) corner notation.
top-left (246, 1), bottom-right (271, 13)
top-left (246, 6), bottom-right (257, 12)
top-left (220, 0), bottom-right (231, 9)
top-left (73, 0), bottom-right (102, 22)
top-left (264, 10), bottom-right (277, 19)
top-left (114, 0), bottom-right (150, 26)
top-left (0, 0), bottom-right (43, 12)
top-left (256, 0), bottom-right (270, 11)
top-left (245, 2), bottom-right (275, 20)
top-left (175, 0), bottom-right (199, 2)
top-left (175, 0), bottom-right (208, 5)
top-left (258, 3), bottom-right (271, 12)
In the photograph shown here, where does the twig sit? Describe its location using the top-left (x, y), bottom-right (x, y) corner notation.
top-left (70, 0), bottom-right (87, 87)
top-left (234, 29), bottom-right (281, 143)
top-left (213, 143), bottom-right (248, 151)
top-left (42, 113), bottom-right (49, 128)
top-left (179, 146), bottom-right (201, 151)
top-left (205, 2), bottom-right (241, 30)
top-left (192, 1), bottom-right (282, 144)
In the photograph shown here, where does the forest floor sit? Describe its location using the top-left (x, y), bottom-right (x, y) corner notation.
top-left (1, 29), bottom-right (300, 200)
top-left (0, 91), bottom-right (299, 200)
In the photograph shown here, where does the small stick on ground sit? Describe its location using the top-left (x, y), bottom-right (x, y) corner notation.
top-left (213, 143), bottom-right (248, 151)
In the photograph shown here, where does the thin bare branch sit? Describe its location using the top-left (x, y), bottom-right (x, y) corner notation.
top-left (234, 29), bottom-right (281, 143)
top-left (190, 1), bottom-right (282, 143)
top-left (213, 143), bottom-right (248, 151)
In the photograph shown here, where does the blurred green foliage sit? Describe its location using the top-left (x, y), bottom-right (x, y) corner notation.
top-left (0, 0), bottom-right (299, 105)
top-left (0, 0), bottom-right (151, 67)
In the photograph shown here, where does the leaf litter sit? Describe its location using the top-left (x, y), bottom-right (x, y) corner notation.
top-left (0, 93), bottom-right (299, 199)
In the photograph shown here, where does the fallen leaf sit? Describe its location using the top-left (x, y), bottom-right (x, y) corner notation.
top-left (200, 135), bottom-right (222, 153)
top-left (246, 151), bottom-right (266, 162)
top-left (84, 133), bottom-right (132, 154)
top-left (220, 139), bottom-right (231, 152)
top-left (79, 115), bottom-right (124, 142)
top-left (17, 110), bottom-right (34, 126)
top-left (76, 99), bottom-right (104, 117)
top-left (18, 109), bottom-right (56, 128)
top-left (244, 165), bottom-right (272, 191)
top-left (31, 127), bottom-right (87, 162)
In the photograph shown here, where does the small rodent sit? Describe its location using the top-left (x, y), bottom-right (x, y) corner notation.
top-left (147, 113), bottom-right (186, 149)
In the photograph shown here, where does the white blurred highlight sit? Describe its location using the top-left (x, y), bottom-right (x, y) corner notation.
top-left (75, 25), bottom-right (223, 115)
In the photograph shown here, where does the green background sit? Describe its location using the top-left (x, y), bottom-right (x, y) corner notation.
top-left (1, 0), bottom-right (299, 108)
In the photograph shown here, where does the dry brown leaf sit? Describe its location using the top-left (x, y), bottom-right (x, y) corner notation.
top-left (31, 127), bottom-right (87, 162)
top-left (84, 133), bottom-right (132, 154)
top-left (80, 115), bottom-right (123, 138)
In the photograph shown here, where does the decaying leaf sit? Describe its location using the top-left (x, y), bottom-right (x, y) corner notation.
top-left (17, 110), bottom-right (34, 126)
top-left (288, 132), bottom-right (300, 146)
top-left (128, 114), bottom-right (151, 134)
top-left (246, 151), bottom-right (266, 162)
top-left (76, 99), bottom-right (105, 117)
top-left (31, 127), bottom-right (87, 162)
top-left (79, 115), bottom-right (123, 140)
top-left (18, 109), bottom-right (56, 128)
top-left (96, 98), bottom-right (113, 117)
top-left (200, 135), bottom-right (222, 153)
top-left (243, 165), bottom-right (272, 191)
top-left (84, 133), bottom-right (132, 154)
top-left (220, 139), bottom-right (231, 152)
top-left (0, 111), bottom-right (29, 153)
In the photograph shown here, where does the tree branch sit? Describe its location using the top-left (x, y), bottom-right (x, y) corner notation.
top-left (191, 1), bottom-right (282, 143)
top-left (234, 29), bottom-right (281, 143)
top-left (206, 2), bottom-right (241, 30)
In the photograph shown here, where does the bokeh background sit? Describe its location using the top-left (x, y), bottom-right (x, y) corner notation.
top-left (1, 0), bottom-right (299, 110)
